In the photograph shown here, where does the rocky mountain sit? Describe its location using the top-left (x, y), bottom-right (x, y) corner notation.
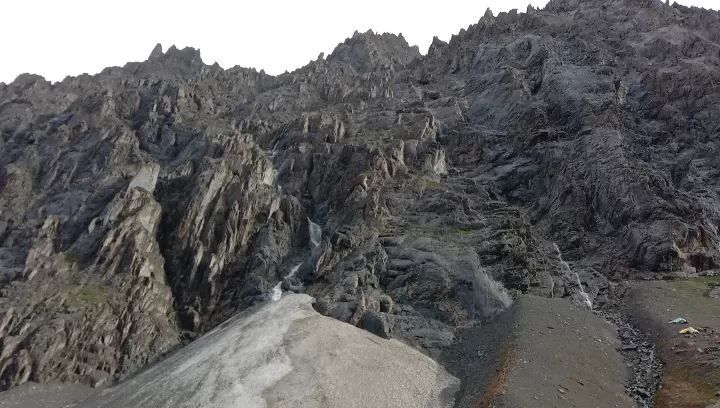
top-left (0, 0), bottom-right (719, 402)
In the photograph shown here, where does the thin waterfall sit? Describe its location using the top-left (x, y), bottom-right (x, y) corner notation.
top-left (271, 263), bottom-right (301, 302)
top-left (308, 218), bottom-right (322, 248)
top-left (553, 243), bottom-right (592, 309)
top-left (272, 219), bottom-right (321, 301)
top-left (575, 272), bottom-right (593, 309)
top-left (287, 263), bottom-right (301, 278)
top-left (270, 282), bottom-right (282, 301)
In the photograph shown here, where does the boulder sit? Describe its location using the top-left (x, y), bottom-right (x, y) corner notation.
top-left (362, 310), bottom-right (392, 339)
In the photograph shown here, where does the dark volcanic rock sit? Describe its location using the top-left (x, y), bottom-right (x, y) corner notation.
top-left (0, 0), bottom-right (719, 392)
top-left (361, 310), bottom-right (392, 339)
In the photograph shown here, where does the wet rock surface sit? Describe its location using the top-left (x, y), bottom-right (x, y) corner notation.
top-left (0, 0), bottom-right (719, 404)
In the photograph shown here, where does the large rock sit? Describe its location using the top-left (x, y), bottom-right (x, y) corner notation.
top-left (71, 295), bottom-right (459, 408)
top-left (361, 310), bottom-right (391, 339)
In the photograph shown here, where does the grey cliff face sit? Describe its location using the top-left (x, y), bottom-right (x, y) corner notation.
top-left (0, 0), bottom-right (719, 392)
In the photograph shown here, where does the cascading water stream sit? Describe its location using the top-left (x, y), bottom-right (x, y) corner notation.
top-left (272, 218), bottom-right (322, 301)
top-left (271, 263), bottom-right (300, 301)
top-left (308, 218), bottom-right (321, 248)
top-left (553, 243), bottom-right (592, 309)
top-left (575, 272), bottom-right (593, 309)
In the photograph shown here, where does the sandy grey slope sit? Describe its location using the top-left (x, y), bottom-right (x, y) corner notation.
top-left (70, 294), bottom-right (458, 408)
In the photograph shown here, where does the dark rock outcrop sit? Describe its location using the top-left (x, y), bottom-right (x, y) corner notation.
top-left (361, 310), bottom-right (392, 339)
top-left (0, 0), bottom-right (719, 391)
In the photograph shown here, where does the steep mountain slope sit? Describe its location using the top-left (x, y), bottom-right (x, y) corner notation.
top-left (0, 0), bottom-right (718, 395)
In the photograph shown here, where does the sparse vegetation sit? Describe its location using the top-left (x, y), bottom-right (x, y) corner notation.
top-left (406, 173), bottom-right (446, 194)
top-left (73, 285), bottom-right (107, 306)
top-left (656, 365), bottom-right (718, 408)
top-left (406, 225), bottom-right (477, 247)
top-left (667, 275), bottom-right (720, 297)
top-left (63, 250), bottom-right (82, 265)
top-left (421, 177), bottom-right (444, 191)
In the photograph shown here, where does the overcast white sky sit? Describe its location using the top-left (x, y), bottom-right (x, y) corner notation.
top-left (0, 0), bottom-right (716, 83)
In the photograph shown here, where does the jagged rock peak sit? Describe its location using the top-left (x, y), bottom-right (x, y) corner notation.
top-left (7, 73), bottom-right (51, 90)
top-left (427, 36), bottom-right (448, 58)
top-left (429, 36), bottom-right (446, 48)
top-left (148, 43), bottom-right (164, 60)
top-left (146, 43), bottom-right (204, 67)
top-left (543, 0), bottom-right (681, 11)
top-left (327, 29), bottom-right (421, 73)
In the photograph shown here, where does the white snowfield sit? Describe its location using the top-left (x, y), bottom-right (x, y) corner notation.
top-left (73, 294), bottom-right (459, 408)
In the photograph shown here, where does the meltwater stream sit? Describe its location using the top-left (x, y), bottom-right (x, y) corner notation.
top-left (308, 218), bottom-right (322, 248)
top-left (271, 263), bottom-right (300, 301)
top-left (272, 218), bottom-right (322, 301)
top-left (575, 272), bottom-right (593, 309)
top-left (553, 243), bottom-right (592, 309)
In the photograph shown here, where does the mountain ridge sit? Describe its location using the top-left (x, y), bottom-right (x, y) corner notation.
top-left (3, 0), bottom-right (718, 86)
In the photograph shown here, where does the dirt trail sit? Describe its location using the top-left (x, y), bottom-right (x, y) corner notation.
top-left (443, 295), bottom-right (635, 408)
